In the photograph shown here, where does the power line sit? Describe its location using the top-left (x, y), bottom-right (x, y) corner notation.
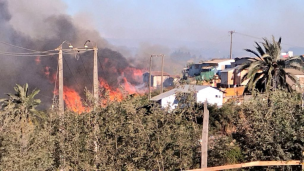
top-left (0, 51), bottom-right (84, 57)
top-left (63, 55), bottom-right (83, 92)
top-left (0, 40), bottom-right (41, 52)
top-left (235, 31), bottom-right (304, 48)
top-left (79, 55), bottom-right (92, 83)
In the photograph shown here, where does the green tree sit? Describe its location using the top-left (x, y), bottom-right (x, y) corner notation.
top-left (238, 36), bottom-right (303, 92)
top-left (0, 84), bottom-right (53, 170)
top-left (0, 83), bottom-right (43, 124)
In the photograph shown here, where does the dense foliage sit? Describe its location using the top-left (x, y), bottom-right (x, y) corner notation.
top-left (1, 84), bottom-right (304, 170)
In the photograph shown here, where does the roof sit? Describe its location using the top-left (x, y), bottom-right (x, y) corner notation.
top-left (144, 71), bottom-right (171, 76)
top-left (221, 68), bottom-right (235, 72)
top-left (202, 66), bottom-right (214, 69)
top-left (285, 68), bottom-right (304, 75)
top-left (204, 59), bottom-right (234, 64)
top-left (151, 85), bottom-right (218, 101)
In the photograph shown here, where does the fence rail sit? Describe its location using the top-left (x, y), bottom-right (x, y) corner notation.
top-left (187, 160), bottom-right (303, 171)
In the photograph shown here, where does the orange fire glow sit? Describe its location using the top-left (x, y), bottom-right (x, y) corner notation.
top-left (44, 66), bottom-right (50, 78)
top-left (63, 86), bottom-right (88, 114)
top-left (35, 56), bottom-right (41, 65)
top-left (99, 78), bottom-right (123, 102)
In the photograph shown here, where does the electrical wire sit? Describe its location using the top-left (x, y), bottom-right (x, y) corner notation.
top-left (235, 31), bottom-right (304, 48)
top-left (79, 55), bottom-right (93, 83)
top-left (0, 40), bottom-right (42, 52)
top-left (63, 55), bottom-right (83, 91)
top-left (0, 51), bottom-right (84, 57)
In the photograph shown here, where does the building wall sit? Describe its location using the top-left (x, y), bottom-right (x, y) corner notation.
top-left (196, 87), bottom-right (223, 106)
top-left (188, 64), bottom-right (203, 77)
top-left (143, 73), bottom-right (170, 88)
top-left (152, 75), bottom-right (170, 87)
top-left (217, 60), bottom-right (234, 70)
top-left (161, 94), bottom-right (177, 110)
top-left (159, 87), bottom-right (223, 110)
top-left (221, 71), bottom-right (234, 85)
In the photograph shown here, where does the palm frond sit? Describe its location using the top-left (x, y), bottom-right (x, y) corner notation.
top-left (237, 62), bottom-right (252, 73)
top-left (255, 42), bottom-right (265, 57)
top-left (287, 62), bottom-right (304, 71)
top-left (286, 72), bottom-right (299, 86)
top-left (245, 49), bottom-right (261, 58)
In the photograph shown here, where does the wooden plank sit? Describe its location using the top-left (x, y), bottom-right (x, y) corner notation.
top-left (187, 160), bottom-right (302, 171)
top-left (201, 100), bottom-right (209, 168)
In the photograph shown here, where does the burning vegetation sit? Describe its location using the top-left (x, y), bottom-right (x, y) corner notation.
top-left (0, 0), bottom-right (148, 112)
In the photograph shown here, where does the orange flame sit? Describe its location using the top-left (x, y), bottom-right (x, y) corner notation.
top-left (63, 86), bottom-right (88, 114)
top-left (99, 78), bottom-right (123, 102)
top-left (44, 66), bottom-right (50, 78)
top-left (35, 56), bottom-right (41, 65)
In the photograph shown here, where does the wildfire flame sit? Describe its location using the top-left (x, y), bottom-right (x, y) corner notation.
top-left (38, 57), bottom-right (146, 113)
top-left (63, 86), bottom-right (88, 114)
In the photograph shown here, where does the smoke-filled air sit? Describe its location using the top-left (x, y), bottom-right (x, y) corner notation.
top-left (0, 0), bottom-right (151, 110)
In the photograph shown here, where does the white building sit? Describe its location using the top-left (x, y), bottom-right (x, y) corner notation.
top-left (202, 59), bottom-right (235, 76)
top-left (151, 85), bottom-right (223, 110)
top-left (143, 71), bottom-right (171, 88)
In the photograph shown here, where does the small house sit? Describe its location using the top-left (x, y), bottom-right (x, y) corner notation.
top-left (143, 71), bottom-right (171, 88)
top-left (151, 85), bottom-right (223, 110)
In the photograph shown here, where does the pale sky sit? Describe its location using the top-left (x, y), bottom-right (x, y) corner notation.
top-left (61, 0), bottom-right (304, 58)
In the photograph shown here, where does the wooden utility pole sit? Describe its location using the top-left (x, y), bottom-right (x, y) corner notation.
top-left (58, 46), bottom-right (64, 116)
top-left (201, 100), bottom-right (209, 168)
top-left (161, 55), bottom-right (164, 93)
top-left (148, 55), bottom-right (152, 100)
top-left (229, 31), bottom-right (234, 59)
top-left (93, 46), bottom-right (98, 104)
top-left (148, 54), bottom-right (165, 100)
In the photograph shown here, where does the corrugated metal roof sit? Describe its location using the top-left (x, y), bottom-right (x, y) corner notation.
top-left (151, 85), bottom-right (214, 101)
top-left (144, 71), bottom-right (171, 76)
top-left (204, 59), bottom-right (234, 64)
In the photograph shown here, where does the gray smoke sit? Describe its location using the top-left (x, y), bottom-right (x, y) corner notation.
top-left (0, 0), bottom-right (144, 109)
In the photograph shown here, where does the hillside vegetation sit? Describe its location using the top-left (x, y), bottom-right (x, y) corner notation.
top-left (0, 84), bottom-right (304, 170)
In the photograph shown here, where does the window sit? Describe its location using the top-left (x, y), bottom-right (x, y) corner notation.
top-left (215, 95), bottom-right (218, 98)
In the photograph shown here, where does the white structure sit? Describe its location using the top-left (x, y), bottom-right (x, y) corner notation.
top-left (151, 85), bottom-right (223, 110)
top-left (143, 71), bottom-right (171, 88)
top-left (202, 59), bottom-right (235, 73)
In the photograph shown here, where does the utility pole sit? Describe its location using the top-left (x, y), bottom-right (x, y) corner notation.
top-left (229, 31), bottom-right (235, 59)
top-left (93, 46), bottom-right (98, 104)
top-left (201, 100), bottom-right (209, 168)
top-left (58, 45), bottom-right (64, 116)
top-left (148, 54), bottom-right (165, 100)
top-left (148, 55), bottom-right (152, 100)
top-left (161, 55), bottom-right (164, 93)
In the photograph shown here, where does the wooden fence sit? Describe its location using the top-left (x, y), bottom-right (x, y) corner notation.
top-left (187, 160), bottom-right (303, 171)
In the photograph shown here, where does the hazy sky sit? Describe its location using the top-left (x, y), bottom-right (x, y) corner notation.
top-left (61, 0), bottom-right (304, 58)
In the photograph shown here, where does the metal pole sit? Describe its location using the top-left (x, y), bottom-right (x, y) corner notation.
top-left (161, 55), bottom-right (164, 93)
top-left (93, 46), bottom-right (99, 104)
top-left (58, 46), bottom-right (64, 116)
top-left (149, 56), bottom-right (152, 100)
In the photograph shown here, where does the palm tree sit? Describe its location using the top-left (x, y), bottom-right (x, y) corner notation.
top-left (238, 36), bottom-right (304, 92)
top-left (0, 83), bottom-right (43, 124)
